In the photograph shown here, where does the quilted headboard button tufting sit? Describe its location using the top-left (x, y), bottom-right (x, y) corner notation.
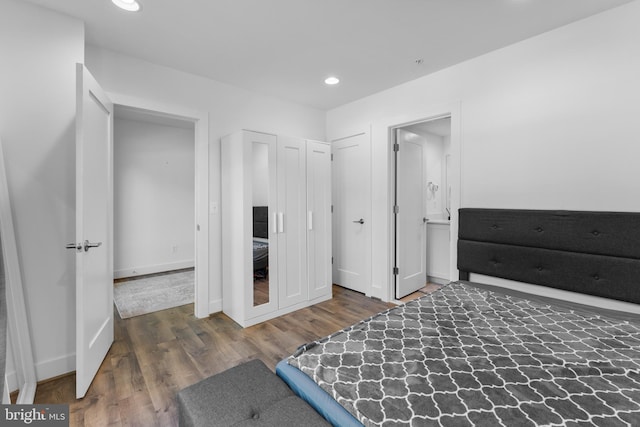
top-left (593, 274), bottom-right (600, 280)
top-left (535, 227), bottom-right (544, 233)
top-left (592, 230), bottom-right (600, 236)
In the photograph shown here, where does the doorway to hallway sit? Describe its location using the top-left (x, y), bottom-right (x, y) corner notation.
top-left (113, 106), bottom-right (196, 318)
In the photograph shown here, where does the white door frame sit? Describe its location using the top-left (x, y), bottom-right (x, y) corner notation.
top-left (108, 93), bottom-right (211, 318)
top-left (377, 102), bottom-right (462, 302)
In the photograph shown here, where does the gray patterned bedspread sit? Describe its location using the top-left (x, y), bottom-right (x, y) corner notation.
top-left (288, 282), bottom-right (640, 426)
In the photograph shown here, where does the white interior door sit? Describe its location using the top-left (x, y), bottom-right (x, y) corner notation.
top-left (395, 129), bottom-right (428, 298)
top-left (277, 136), bottom-right (308, 309)
top-left (332, 132), bottom-right (371, 294)
top-left (73, 63), bottom-right (114, 399)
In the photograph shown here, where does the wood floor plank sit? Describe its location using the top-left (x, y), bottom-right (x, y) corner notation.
top-left (33, 285), bottom-right (431, 426)
top-left (116, 393), bottom-right (157, 427)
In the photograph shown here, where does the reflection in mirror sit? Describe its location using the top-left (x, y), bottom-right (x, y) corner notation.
top-left (252, 142), bottom-right (269, 306)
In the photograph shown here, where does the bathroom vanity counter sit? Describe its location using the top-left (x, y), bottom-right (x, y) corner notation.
top-left (426, 220), bottom-right (450, 284)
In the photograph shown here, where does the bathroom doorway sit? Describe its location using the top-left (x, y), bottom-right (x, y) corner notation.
top-left (393, 116), bottom-right (452, 299)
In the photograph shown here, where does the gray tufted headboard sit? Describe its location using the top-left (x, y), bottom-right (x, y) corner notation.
top-left (457, 208), bottom-right (640, 305)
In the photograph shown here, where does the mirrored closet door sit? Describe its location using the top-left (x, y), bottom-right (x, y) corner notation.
top-left (251, 137), bottom-right (276, 309)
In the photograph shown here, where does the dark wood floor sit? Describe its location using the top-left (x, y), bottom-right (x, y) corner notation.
top-left (34, 285), bottom-right (408, 426)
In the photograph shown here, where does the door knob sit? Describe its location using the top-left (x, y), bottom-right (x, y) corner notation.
top-left (66, 242), bottom-right (81, 251)
top-left (83, 240), bottom-right (102, 252)
top-left (352, 218), bottom-right (364, 224)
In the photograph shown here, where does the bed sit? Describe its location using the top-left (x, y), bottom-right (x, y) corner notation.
top-left (253, 206), bottom-right (269, 274)
top-left (276, 208), bottom-right (640, 426)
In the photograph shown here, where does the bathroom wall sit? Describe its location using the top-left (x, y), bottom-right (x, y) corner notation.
top-left (423, 132), bottom-right (445, 219)
top-left (443, 136), bottom-right (452, 216)
top-left (402, 128), bottom-right (447, 219)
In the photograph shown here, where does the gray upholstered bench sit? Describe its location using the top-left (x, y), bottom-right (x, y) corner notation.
top-left (177, 359), bottom-right (331, 427)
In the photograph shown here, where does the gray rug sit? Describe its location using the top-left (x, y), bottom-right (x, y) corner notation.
top-left (114, 270), bottom-right (194, 319)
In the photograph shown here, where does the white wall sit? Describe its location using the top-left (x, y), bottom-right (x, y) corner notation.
top-left (0, 0), bottom-right (84, 382)
top-left (397, 129), bottom-right (445, 218)
top-left (327, 1), bottom-right (640, 301)
top-left (443, 135), bottom-right (452, 215)
top-left (422, 132), bottom-right (445, 219)
top-left (114, 118), bottom-right (195, 278)
top-left (86, 45), bottom-right (326, 321)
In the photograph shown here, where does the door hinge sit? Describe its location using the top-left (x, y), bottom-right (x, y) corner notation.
top-left (331, 205), bottom-right (334, 213)
top-left (393, 266), bottom-right (399, 275)
top-left (393, 143), bottom-right (399, 152)
top-left (331, 257), bottom-right (334, 265)
top-left (393, 205), bottom-right (399, 214)
top-left (331, 153), bottom-right (334, 161)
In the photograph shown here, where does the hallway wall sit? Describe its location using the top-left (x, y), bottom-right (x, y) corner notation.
top-left (114, 118), bottom-right (195, 278)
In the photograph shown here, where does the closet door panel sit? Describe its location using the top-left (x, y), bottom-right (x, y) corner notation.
top-left (307, 141), bottom-right (332, 299)
top-left (247, 132), bottom-right (278, 319)
top-left (222, 130), bottom-right (278, 327)
top-left (277, 136), bottom-right (308, 308)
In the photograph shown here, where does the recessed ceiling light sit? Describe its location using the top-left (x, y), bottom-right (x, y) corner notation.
top-left (112, 0), bottom-right (141, 12)
top-left (324, 77), bottom-right (340, 85)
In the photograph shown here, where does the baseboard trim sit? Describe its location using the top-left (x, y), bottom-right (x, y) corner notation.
top-left (208, 298), bottom-right (222, 314)
top-left (5, 353), bottom-right (75, 397)
top-left (35, 353), bottom-right (75, 383)
top-left (0, 353), bottom-right (76, 403)
top-left (114, 260), bottom-right (195, 279)
top-left (428, 276), bottom-right (450, 286)
top-left (4, 370), bottom-right (17, 394)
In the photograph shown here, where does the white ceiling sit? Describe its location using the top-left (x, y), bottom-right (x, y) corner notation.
top-left (24, 0), bottom-right (633, 110)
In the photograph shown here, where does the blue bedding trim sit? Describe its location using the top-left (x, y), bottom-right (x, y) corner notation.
top-left (276, 360), bottom-right (363, 427)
